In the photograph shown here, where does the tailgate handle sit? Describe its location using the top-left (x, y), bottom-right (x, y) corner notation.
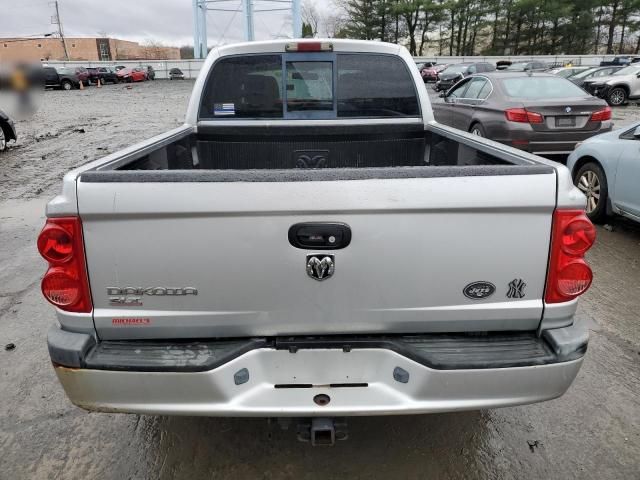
top-left (288, 223), bottom-right (351, 250)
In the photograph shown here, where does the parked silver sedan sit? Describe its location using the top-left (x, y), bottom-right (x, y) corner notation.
top-left (432, 72), bottom-right (613, 155)
top-left (567, 122), bottom-right (640, 222)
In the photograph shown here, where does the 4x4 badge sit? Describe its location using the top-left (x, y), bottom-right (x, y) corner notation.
top-left (507, 279), bottom-right (527, 298)
top-left (306, 254), bottom-right (335, 281)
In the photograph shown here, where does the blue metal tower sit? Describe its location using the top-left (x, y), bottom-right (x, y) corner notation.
top-left (192, 0), bottom-right (302, 59)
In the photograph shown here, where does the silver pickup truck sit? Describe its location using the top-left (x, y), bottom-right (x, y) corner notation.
top-left (40, 40), bottom-right (595, 445)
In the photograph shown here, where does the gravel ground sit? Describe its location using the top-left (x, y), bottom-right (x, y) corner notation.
top-left (0, 80), bottom-right (639, 479)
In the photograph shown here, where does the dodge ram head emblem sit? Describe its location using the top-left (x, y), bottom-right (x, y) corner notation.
top-left (306, 254), bottom-right (335, 281)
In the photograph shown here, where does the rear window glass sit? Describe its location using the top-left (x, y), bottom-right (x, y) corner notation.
top-left (286, 61), bottom-right (333, 111)
top-left (200, 55), bottom-right (283, 119)
top-left (337, 54), bottom-right (419, 117)
top-left (501, 77), bottom-right (587, 99)
top-left (200, 53), bottom-right (419, 119)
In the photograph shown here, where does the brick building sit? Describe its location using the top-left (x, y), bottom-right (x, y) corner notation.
top-left (0, 37), bottom-right (181, 62)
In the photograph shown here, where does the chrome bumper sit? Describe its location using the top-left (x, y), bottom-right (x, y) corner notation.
top-left (50, 327), bottom-right (587, 417)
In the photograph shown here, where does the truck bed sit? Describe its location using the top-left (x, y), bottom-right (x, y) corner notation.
top-left (81, 122), bottom-right (549, 177)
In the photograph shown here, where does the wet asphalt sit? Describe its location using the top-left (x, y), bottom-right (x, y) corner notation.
top-left (0, 81), bottom-right (639, 479)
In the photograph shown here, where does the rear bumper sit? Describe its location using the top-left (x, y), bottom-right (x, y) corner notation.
top-left (498, 123), bottom-right (613, 154)
top-left (48, 326), bottom-right (588, 417)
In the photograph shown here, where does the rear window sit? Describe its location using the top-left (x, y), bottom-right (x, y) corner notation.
top-left (337, 54), bottom-right (419, 117)
top-left (200, 55), bottom-right (284, 119)
top-left (286, 61), bottom-right (333, 111)
top-left (501, 77), bottom-right (588, 99)
top-left (200, 53), bottom-right (419, 120)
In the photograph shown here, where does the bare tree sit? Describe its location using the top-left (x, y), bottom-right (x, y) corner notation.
top-left (323, 12), bottom-right (347, 37)
top-left (142, 39), bottom-right (168, 60)
top-left (302, 0), bottom-right (321, 36)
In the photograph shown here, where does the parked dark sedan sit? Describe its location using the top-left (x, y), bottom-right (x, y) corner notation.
top-left (0, 109), bottom-right (17, 152)
top-left (431, 72), bottom-right (613, 155)
top-left (434, 62), bottom-right (495, 91)
top-left (569, 66), bottom-right (623, 87)
top-left (87, 66), bottom-right (119, 84)
top-left (169, 68), bottom-right (185, 80)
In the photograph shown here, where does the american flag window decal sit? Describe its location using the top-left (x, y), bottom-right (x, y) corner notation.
top-left (213, 103), bottom-right (235, 116)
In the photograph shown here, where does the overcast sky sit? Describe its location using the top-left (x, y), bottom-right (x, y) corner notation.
top-left (1, 0), bottom-right (332, 47)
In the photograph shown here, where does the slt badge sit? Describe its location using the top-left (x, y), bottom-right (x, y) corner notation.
top-left (306, 254), bottom-right (335, 281)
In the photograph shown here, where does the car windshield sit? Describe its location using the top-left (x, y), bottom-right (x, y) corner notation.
top-left (614, 65), bottom-right (640, 75)
top-left (506, 62), bottom-right (528, 70)
top-left (571, 68), bottom-right (599, 79)
top-left (444, 64), bottom-right (468, 74)
top-left (556, 69), bottom-right (583, 78)
top-left (501, 77), bottom-right (587, 98)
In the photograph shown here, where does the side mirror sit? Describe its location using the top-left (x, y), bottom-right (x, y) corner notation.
top-left (438, 92), bottom-right (446, 98)
top-left (633, 126), bottom-right (640, 138)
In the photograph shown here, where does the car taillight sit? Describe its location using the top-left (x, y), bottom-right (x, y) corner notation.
top-left (37, 217), bottom-right (92, 313)
top-left (285, 42), bottom-right (333, 52)
top-left (545, 210), bottom-right (596, 303)
top-left (505, 108), bottom-right (544, 124)
top-left (590, 106), bottom-right (612, 121)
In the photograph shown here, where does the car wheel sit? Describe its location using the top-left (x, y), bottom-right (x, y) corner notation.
top-left (607, 87), bottom-right (627, 106)
top-left (61, 80), bottom-right (73, 91)
top-left (0, 127), bottom-right (6, 152)
top-left (469, 123), bottom-right (486, 137)
top-left (575, 162), bottom-right (608, 222)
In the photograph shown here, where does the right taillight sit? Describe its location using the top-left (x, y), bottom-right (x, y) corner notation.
top-left (545, 210), bottom-right (596, 303)
top-left (590, 106), bottom-right (612, 122)
top-left (37, 217), bottom-right (92, 313)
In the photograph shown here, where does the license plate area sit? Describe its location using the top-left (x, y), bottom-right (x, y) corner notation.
top-left (556, 116), bottom-right (576, 127)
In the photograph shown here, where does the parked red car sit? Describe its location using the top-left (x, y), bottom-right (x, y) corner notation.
top-left (421, 64), bottom-right (448, 83)
top-left (116, 67), bottom-right (146, 83)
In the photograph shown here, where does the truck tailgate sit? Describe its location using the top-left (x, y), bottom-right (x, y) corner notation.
top-left (77, 173), bottom-right (556, 340)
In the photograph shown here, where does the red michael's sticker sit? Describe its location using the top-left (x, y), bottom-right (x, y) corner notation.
top-left (112, 318), bottom-right (151, 326)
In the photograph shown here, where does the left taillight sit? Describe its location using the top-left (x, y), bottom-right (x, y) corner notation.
top-left (590, 106), bottom-right (611, 122)
top-left (504, 108), bottom-right (544, 124)
top-left (545, 210), bottom-right (596, 304)
top-left (37, 217), bottom-right (92, 313)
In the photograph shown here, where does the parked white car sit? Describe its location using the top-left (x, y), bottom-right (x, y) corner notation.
top-left (583, 65), bottom-right (640, 106)
top-left (568, 121), bottom-right (640, 222)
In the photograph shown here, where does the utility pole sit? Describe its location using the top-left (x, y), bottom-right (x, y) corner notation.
top-left (243, 0), bottom-right (254, 42)
top-left (291, 0), bottom-right (301, 38)
top-left (51, 0), bottom-right (69, 60)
